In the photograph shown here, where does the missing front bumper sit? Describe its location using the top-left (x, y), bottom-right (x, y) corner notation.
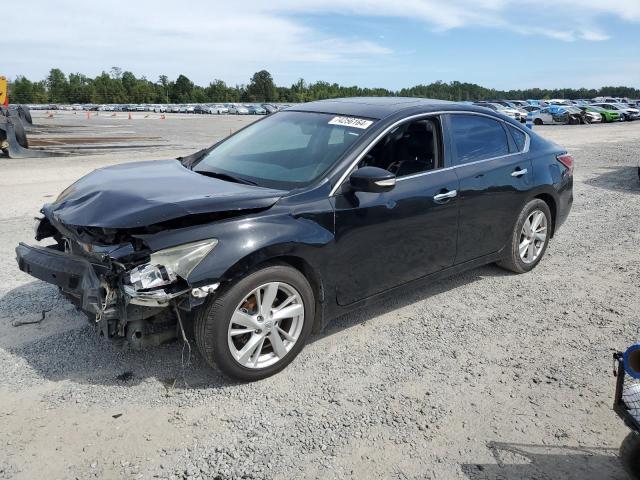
top-left (16, 242), bottom-right (103, 314)
top-left (15, 242), bottom-right (218, 346)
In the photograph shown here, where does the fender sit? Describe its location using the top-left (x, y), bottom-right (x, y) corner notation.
top-left (135, 205), bottom-right (335, 288)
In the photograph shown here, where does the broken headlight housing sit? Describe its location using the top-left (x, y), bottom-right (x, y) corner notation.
top-left (125, 239), bottom-right (218, 291)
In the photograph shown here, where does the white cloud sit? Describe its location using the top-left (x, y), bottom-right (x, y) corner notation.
top-left (4, 0), bottom-right (639, 84)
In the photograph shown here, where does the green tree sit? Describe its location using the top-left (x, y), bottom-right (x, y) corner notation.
top-left (9, 76), bottom-right (36, 103)
top-left (170, 74), bottom-right (194, 103)
top-left (121, 71), bottom-right (137, 98)
top-left (247, 70), bottom-right (277, 102)
top-left (46, 68), bottom-right (69, 103)
top-left (67, 73), bottom-right (93, 103)
top-left (5, 68), bottom-right (640, 106)
top-left (91, 71), bottom-right (127, 103)
top-left (157, 75), bottom-right (169, 103)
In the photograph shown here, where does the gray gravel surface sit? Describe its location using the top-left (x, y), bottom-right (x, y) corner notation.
top-left (0, 112), bottom-right (638, 479)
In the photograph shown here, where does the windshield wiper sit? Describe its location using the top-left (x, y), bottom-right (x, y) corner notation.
top-left (194, 170), bottom-right (258, 186)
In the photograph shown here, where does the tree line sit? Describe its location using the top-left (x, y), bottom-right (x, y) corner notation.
top-left (8, 67), bottom-right (640, 104)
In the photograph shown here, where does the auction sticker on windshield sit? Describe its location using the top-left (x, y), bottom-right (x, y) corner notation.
top-left (328, 116), bottom-right (374, 129)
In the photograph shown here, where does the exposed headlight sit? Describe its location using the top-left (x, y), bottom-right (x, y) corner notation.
top-left (127, 264), bottom-right (177, 290)
top-left (125, 239), bottom-right (218, 291)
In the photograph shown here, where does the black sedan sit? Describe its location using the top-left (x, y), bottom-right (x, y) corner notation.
top-left (16, 97), bottom-right (573, 380)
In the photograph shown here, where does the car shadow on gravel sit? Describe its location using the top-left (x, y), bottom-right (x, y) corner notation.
top-left (315, 263), bottom-right (512, 341)
top-left (2, 265), bottom-right (511, 390)
top-left (584, 166), bottom-right (640, 194)
top-left (461, 442), bottom-right (627, 480)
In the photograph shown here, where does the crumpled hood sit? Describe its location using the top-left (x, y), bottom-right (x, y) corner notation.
top-left (44, 159), bottom-right (285, 229)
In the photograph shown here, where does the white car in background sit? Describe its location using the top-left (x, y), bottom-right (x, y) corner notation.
top-left (548, 99), bottom-right (573, 106)
top-left (228, 105), bottom-right (250, 115)
top-left (583, 110), bottom-right (602, 123)
top-left (508, 100), bottom-right (529, 108)
top-left (208, 104), bottom-right (229, 114)
top-left (528, 107), bottom-right (567, 125)
top-left (473, 102), bottom-right (523, 122)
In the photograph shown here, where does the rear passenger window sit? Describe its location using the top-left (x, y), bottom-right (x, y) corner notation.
top-left (450, 115), bottom-right (510, 164)
top-left (507, 125), bottom-right (527, 152)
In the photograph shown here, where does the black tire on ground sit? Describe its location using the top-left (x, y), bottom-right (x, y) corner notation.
top-left (496, 198), bottom-right (552, 274)
top-left (12, 117), bottom-right (28, 149)
top-left (620, 432), bottom-right (640, 479)
top-left (533, 118), bottom-right (543, 125)
top-left (194, 264), bottom-right (315, 381)
top-left (0, 128), bottom-right (8, 156)
top-left (18, 106), bottom-right (33, 125)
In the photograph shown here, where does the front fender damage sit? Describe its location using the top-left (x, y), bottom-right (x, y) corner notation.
top-left (22, 215), bottom-right (226, 348)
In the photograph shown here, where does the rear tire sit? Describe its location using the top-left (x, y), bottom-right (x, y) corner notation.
top-left (194, 264), bottom-right (315, 381)
top-left (0, 128), bottom-right (8, 156)
top-left (12, 117), bottom-right (28, 149)
top-left (18, 106), bottom-right (33, 125)
top-left (533, 118), bottom-right (543, 125)
top-left (620, 432), bottom-right (640, 479)
top-left (497, 199), bottom-right (552, 273)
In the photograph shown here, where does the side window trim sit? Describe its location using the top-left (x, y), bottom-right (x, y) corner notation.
top-left (329, 111), bottom-right (529, 197)
top-left (506, 123), bottom-right (528, 153)
top-left (359, 115), bottom-right (444, 179)
top-left (502, 122), bottom-right (517, 154)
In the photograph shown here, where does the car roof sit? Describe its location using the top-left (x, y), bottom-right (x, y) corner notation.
top-left (285, 97), bottom-right (458, 120)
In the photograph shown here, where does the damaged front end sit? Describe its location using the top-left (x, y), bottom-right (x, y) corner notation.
top-left (16, 216), bottom-right (220, 347)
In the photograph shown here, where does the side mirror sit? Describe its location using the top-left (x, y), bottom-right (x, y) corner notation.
top-left (349, 166), bottom-right (396, 193)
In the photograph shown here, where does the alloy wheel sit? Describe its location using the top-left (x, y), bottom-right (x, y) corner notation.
top-left (519, 210), bottom-right (547, 264)
top-left (227, 282), bottom-right (305, 369)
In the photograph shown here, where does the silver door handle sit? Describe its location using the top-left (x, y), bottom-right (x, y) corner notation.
top-left (511, 168), bottom-right (528, 177)
top-left (433, 190), bottom-right (457, 202)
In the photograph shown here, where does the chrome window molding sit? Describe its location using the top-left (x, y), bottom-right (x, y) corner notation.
top-left (329, 110), bottom-right (531, 196)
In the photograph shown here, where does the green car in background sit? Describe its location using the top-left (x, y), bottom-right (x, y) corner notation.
top-left (580, 106), bottom-right (621, 122)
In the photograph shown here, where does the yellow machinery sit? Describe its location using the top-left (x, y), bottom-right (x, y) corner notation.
top-left (0, 76), bottom-right (8, 107)
top-left (1, 75), bottom-right (55, 157)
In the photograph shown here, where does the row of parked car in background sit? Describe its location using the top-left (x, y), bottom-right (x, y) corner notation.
top-left (28, 96), bottom-right (640, 125)
top-left (33, 103), bottom-right (292, 115)
top-left (468, 96), bottom-right (640, 125)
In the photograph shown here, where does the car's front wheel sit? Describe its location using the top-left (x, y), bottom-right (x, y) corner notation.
top-left (620, 432), bottom-right (640, 479)
top-left (497, 198), bottom-right (552, 273)
top-left (194, 264), bottom-right (315, 381)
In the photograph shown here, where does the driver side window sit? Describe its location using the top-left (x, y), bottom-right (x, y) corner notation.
top-left (358, 118), bottom-right (440, 177)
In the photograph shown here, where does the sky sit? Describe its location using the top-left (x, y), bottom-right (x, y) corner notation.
top-left (5, 0), bottom-right (640, 90)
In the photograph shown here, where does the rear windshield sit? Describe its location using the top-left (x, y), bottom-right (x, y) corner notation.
top-left (194, 111), bottom-right (371, 189)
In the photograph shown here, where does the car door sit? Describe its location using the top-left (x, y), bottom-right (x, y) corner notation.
top-left (445, 113), bottom-right (533, 265)
top-left (539, 108), bottom-right (552, 124)
top-left (331, 116), bottom-right (459, 306)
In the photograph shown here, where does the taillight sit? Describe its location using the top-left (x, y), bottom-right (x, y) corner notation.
top-left (557, 153), bottom-right (574, 174)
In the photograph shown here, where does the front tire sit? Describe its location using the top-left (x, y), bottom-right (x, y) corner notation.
top-left (194, 265), bottom-right (315, 381)
top-left (620, 432), bottom-right (640, 479)
top-left (533, 118), bottom-right (543, 126)
top-left (497, 199), bottom-right (552, 273)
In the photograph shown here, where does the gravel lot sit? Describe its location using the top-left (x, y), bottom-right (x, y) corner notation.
top-left (0, 111), bottom-right (638, 480)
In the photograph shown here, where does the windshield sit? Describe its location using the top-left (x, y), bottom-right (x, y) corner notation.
top-left (194, 111), bottom-right (370, 189)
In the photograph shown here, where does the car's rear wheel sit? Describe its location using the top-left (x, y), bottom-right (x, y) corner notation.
top-left (497, 198), bottom-right (551, 273)
top-left (194, 264), bottom-right (315, 381)
top-left (533, 118), bottom-right (543, 125)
